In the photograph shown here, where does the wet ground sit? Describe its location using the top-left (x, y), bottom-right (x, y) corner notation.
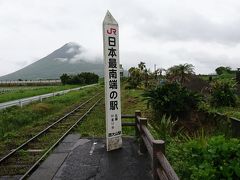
top-left (29, 134), bottom-right (152, 180)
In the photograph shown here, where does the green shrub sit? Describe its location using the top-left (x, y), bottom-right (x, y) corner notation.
top-left (168, 135), bottom-right (240, 179)
top-left (143, 82), bottom-right (201, 118)
top-left (215, 66), bottom-right (232, 75)
top-left (211, 81), bottom-right (237, 107)
top-left (151, 115), bottom-right (177, 140)
top-left (60, 72), bottom-right (99, 85)
top-left (127, 67), bottom-right (142, 89)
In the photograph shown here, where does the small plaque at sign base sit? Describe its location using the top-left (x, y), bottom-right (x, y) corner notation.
top-left (103, 11), bottom-right (122, 151)
top-left (108, 136), bottom-right (122, 151)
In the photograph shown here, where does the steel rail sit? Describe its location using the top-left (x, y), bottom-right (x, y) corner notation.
top-left (0, 92), bottom-right (102, 164)
top-left (20, 97), bottom-right (103, 180)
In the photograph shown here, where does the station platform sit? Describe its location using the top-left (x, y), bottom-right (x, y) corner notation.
top-left (29, 134), bottom-right (152, 180)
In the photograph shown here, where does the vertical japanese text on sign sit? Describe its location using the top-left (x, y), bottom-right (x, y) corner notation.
top-left (103, 11), bottom-right (122, 151)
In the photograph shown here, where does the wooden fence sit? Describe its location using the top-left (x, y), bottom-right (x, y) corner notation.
top-left (122, 111), bottom-right (179, 180)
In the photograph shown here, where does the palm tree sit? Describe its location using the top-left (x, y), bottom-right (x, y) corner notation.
top-left (154, 68), bottom-right (166, 78)
top-left (166, 63), bottom-right (195, 85)
top-left (138, 61), bottom-right (146, 72)
top-left (143, 68), bottom-right (150, 88)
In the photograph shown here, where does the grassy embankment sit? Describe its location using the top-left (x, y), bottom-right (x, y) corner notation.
top-left (0, 85), bottom-right (80, 103)
top-left (0, 85), bottom-right (102, 157)
top-left (208, 101), bottom-right (240, 119)
top-left (199, 72), bottom-right (240, 120)
top-left (77, 86), bottom-right (148, 137)
top-left (199, 72), bottom-right (235, 82)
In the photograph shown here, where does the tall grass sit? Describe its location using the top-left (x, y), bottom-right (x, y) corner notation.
top-left (150, 115), bottom-right (177, 140)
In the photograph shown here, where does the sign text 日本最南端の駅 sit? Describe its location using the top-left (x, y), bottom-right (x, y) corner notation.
top-left (103, 11), bottom-right (122, 151)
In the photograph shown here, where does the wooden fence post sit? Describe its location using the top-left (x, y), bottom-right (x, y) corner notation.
top-left (152, 140), bottom-right (165, 180)
top-left (139, 117), bottom-right (148, 153)
top-left (135, 110), bottom-right (141, 137)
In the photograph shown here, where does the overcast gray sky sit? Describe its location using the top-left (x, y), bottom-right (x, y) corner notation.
top-left (1, 0), bottom-right (240, 76)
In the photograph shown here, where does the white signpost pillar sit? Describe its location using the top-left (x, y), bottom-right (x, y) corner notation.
top-left (103, 11), bottom-right (122, 151)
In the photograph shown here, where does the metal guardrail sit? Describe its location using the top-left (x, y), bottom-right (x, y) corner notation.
top-left (121, 111), bottom-right (179, 180)
top-left (0, 84), bottom-right (97, 110)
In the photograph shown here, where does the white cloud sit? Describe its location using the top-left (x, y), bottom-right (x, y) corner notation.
top-left (54, 58), bottom-right (68, 62)
top-left (69, 47), bottom-right (101, 63)
top-left (1, 0), bottom-right (240, 76)
top-left (66, 48), bottom-right (75, 54)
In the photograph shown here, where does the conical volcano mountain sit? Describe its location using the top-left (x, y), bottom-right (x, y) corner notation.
top-left (0, 42), bottom-right (103, 80)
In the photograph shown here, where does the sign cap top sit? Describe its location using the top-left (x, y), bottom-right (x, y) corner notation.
top-left (103, 10), bottom-right (118, 25)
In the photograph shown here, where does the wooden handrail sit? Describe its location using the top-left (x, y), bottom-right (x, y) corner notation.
top-left (121, 122), bottom-right (135, 126)
top-left (141, 125), bottom-right (154, 145)
top-left (156, 151), bottom-right (179, 180)
top-left (122, 111), bottom-right (179, 180)
top-left (141, 134), bottom-right (153, 159)
top-left (157, 168), bottom-right (168, 180)
top-left (121, 114), bottom-right (136, 118)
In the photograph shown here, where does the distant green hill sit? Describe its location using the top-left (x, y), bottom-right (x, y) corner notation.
top-left (0, 42), bottom-right (104, 80)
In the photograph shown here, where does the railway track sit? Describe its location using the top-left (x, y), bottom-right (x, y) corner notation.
top-left (0, 93), bottom-right (103, 179)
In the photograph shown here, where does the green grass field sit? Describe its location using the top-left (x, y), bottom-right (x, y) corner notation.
top-left (0, 85), bottom-right (80, 103)
top-left (0, 85), bottom-right (102, 157)
top-left (77, 87), bottom-right (148, 137)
